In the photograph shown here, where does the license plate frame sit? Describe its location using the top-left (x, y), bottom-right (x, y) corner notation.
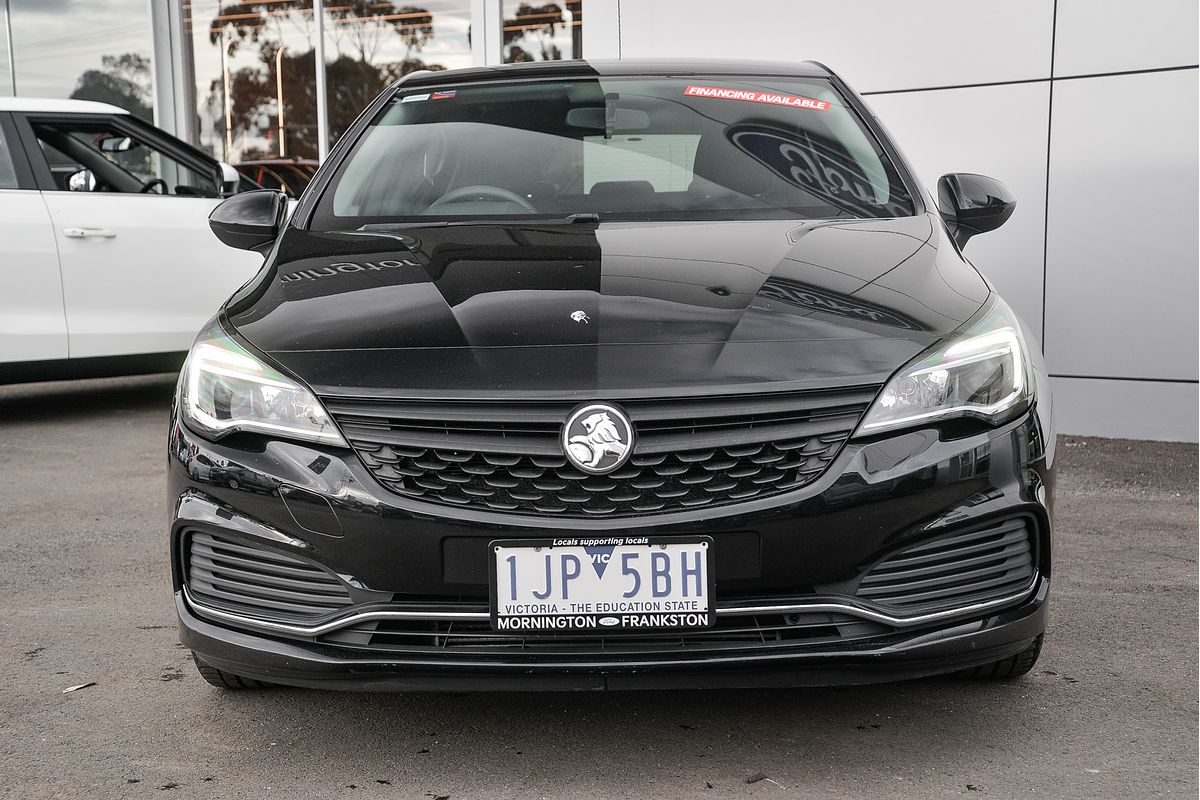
top-left (488, 535), bottom-right (716, 634)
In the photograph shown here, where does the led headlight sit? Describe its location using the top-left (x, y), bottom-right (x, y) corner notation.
top-left (857, 298), bottom-right (1033, 435)
top-left (181, 326), bottom-right (346, 446)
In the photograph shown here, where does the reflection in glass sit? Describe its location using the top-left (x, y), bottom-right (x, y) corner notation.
top-left (502, 2), bottom-right (582, 63)
top-left (7, 0), bottom-right (154, 118)
top-left (189, 0), bottom-right (471, 164)
top-left (1, 1), bottom-right (12, 96)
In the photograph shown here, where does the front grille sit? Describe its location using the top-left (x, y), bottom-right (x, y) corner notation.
top-left (319, 610), bottom-right (892, 657)
top-left (186, 531), bottom-right (353, 621)
top-left (325, 387), bottom-right (877, 518)
top-left (855, 517), bottom-right (1037, 615)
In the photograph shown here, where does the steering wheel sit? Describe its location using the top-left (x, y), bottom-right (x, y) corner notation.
top-left (425, 185), bottom-right (536, 213)
top-left (138, 178), bottom-right (168, 194)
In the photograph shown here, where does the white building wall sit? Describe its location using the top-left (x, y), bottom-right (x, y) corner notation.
top-left (585, 0), bottom-right (1199, 441)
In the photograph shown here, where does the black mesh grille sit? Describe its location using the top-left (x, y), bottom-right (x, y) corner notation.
top-left (319, 610), bottom-right (892, 657)
top-left (325, 387), bottom-right (877, 518)
top-left (855, 517), bottom-right (1037, 614)
top-left (186, 531), bottom-right (353, 621)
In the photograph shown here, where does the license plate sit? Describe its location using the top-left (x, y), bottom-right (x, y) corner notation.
top-left (489, 536), bottom-right (714, 633)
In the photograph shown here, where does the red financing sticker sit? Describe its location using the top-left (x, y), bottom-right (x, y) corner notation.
top-left (684, 85), bottom-right (830, 112)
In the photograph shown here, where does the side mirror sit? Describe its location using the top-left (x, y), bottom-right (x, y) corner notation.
top-left (67, 169), bottom-right (97, 192)
top-left (209, 190), bottom-right (287, 252)
top-left (936, 173), bottom-right (1015, 249)
top-left (218, 161), bottom-right (241, 197)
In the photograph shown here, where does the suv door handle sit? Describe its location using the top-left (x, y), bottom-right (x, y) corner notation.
top-left (63, 227), bottom-right (117, 239)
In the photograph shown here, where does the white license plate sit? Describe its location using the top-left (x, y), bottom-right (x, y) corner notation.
top-left (489, 536), bottom-right (714, 633)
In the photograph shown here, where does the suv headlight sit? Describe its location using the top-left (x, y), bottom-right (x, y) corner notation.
top-left (180, 325), bottom-right (346, 446)
top-left (857, 297), bottom-right (1033, 436)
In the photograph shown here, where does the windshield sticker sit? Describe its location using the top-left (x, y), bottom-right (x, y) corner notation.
top-left (400, 93), bottom-right (430, 103)
top-left (431, 90), bottom-right (457, 100)
top-left (684, 85), bottom-right (830, 112)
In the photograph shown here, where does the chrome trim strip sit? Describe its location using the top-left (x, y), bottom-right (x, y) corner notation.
top-left (183, 576), bottom-right (1039, 639)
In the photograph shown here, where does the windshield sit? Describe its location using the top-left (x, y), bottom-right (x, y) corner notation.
top-left (311, 75), bottom-right (916, 229)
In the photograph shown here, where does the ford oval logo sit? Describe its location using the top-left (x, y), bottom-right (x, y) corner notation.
top-left (598, 616), bottom-right (620, 627)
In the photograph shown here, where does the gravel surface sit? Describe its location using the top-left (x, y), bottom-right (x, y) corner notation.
top-left (1, 374), bottom-right (1196, 799)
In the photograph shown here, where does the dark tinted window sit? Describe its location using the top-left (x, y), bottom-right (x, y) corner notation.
top-left (0, 125), bottom-right (18, 189)
top-left (312, 76), bottom-right (914, 229)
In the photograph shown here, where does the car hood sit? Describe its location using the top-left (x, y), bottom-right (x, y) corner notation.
top-left (226, 213), bottom-right (988, 397)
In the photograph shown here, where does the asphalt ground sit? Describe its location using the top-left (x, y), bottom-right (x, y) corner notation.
top-left (0, 374), bottom-right (1196, 800)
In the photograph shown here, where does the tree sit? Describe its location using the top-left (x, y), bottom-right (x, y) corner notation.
top-left (327, 2), bottom-right (433, 63)
top-left (70, 53), bottom-right (153, 121)
top-left (503, 4), bottom-right (565, 63)
top-left (204, 2), bottom-right (441, 159)
top-left (211, 45), bottom-right (443, 160)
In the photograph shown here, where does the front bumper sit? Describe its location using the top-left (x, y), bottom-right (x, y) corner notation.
top-left (169, 405), bottom-right (1055, 690)
top-left (177, 581), bottom-right (1048, 690)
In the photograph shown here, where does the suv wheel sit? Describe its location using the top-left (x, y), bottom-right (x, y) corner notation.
top-left (960, 635), bottom-right (1043, 680)
top-left (192, 653), bottom-right (272, 689)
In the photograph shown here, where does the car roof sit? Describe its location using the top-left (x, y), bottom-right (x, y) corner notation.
top-left (0, 96), bottom-right (130, 114)
top-left (399, 58), bottom-right (834, 89)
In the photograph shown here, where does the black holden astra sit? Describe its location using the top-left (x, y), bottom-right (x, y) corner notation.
top-left (170, 59), bottom-right (1054, 691)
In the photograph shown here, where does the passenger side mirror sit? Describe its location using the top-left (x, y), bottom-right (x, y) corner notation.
top-left (67, 169), bottom-right (97, 192)
top-left (936, 173), bottom-right (1015, 250)
top-left (218, 161), bottom-right (241, 197)
top-left (209, 190), bottom-right (288, 253)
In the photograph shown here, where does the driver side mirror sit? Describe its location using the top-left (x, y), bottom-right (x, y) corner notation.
top-left (937, 173), bottom-right (1016, 250)
top-left (67, 169), bottom-right (97, 192)
top-left (209, 190), bottom-right (288, 253)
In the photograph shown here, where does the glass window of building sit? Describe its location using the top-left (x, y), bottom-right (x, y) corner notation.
top-left (502, 2), bottom-right (582, 63)
top-left (0, 3), bottom-right (12, 98)
top-left (190, 0), bottom-right (472, 164)
top-left (5, 0), bottom-right (155, 118)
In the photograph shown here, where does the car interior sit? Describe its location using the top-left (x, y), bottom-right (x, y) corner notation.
top-left (326, 79), bottom-right (913, 226)
top-left (31, 121), bottom-right (220, 197)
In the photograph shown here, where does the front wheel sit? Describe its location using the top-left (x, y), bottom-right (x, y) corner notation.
top-left (960, 635), bottom-right (1043, 679)
top-left (192, 653), bottom-right (272, 690)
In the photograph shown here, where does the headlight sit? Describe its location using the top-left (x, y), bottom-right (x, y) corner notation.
top-left (181, 326), bottom-right (346, 446)
top-left (857, 298), bottom-right (1033, 435)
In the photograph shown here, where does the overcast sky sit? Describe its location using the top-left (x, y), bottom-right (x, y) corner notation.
top-left (7, 0), bottom-right (153, 99)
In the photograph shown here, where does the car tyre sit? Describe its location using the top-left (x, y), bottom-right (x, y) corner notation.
top-left (192, 653), bottom-right (272, 689)
top-left (960, 635), bottom-right (1043, 680)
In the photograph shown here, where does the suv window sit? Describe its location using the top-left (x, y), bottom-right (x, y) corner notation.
top-left (29, 119), bottom-right (219, 196)
top-left (313, 76), bottom-right (914, 229)
top-left (0, 125), bottom-right (18, 189)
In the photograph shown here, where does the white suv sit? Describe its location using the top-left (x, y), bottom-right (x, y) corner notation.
top-left (0, 98), bottom-right (262, 383)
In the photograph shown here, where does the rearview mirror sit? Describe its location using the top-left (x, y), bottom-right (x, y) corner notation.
top-left (67, 169), bottom-right (96, 192)
top-left (937, 173), bottom-right (1015, 249)
top-left (97, 134), bottom-right (135, 152)
top-left (209, 190), bottom-right (288, 253)
top-left (565, 107), bottom-right (651, 131)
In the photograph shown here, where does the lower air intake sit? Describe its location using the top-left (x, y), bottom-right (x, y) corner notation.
top-left (186, 531), bottom-right (352, 622)
top-left (855, 516), bottom-right (1037, 615)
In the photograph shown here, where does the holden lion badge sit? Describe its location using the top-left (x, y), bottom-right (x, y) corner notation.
top-left (562, 403), bottom-right (635, 474)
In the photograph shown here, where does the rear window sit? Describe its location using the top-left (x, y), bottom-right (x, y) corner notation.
top-left (311, 76), bottom-right (915, 229)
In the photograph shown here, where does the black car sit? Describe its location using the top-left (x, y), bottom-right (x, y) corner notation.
top-left (170, 59), bottom-right (1054, 691)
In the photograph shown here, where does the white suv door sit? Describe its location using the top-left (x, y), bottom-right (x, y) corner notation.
top-left (15, 112), bottom-right (260, 359)
top-left (0, 112), bottom-right (67, 366)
